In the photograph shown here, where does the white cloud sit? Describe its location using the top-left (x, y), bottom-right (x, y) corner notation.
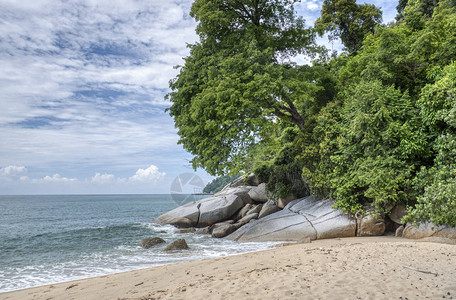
top-left (41, 174), bottom-right (78, 183)
top-left (0, 166), bottom-right (27, 177)
top-left (306, 2), bottom-right (320, 11)
top-left (129, 165), bottom-right (166, 182)
top-left (91, 173), bottom-right (116, 184)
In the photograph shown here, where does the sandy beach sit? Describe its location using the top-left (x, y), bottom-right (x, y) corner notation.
top-left (1, 236), bottom-right (455, 300)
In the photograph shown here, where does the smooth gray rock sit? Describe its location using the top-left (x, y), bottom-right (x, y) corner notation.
top-left (402, 222), bottom-right (456, 239)
top-left (237, 212), bottom-right (259, 225)
top-left (212, 223), bottom-right (242, 238)
top-left (153, 202), bottom-right (200, 228)
top-left (389, 205), bottom-right (407, 225)
top-left (198, 193), bottom-right (245, 227)
top-left (248, 183), bottom-right (268, 203)
top-left (154, 187), bottom-right (251, 228)
top-left (226, 196), bottom-right (356, 242)
top-left (258, 200), bottom-right (281, 219)
top-left (140, 237), bottom-right (165, 249)
top-left (164, 239), bottom-right (189, 251)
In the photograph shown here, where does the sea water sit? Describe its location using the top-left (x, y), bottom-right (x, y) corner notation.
top-left (0, 194), bottom-right (279, 293)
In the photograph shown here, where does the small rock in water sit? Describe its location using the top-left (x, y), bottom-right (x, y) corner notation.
top-left (177, 228), bottom-right (196, 234)
top-left (164, 239), bottom-right (190, 251)
top-left (140, 237), bottom-right (166, 249)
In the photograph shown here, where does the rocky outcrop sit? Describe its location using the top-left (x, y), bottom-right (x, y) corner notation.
top-left (154, 186), bottom-right (252, 228)
top-left (248, 183), bottom-right (268, 203)
top-left (401, 222), bottom-right (456, 239)
top-left (140, 237), bottom-right (165, 249)
top-left (226, 196), bottom-right (356, 242)
top-left (164, 239), bottom-right (189, 251)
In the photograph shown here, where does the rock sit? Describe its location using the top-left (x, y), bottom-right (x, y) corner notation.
top-left (277, 195), bottom-right (297, 209)
top-left (357, 213), bottom-right (386, 236)
top-left (248, 183), bottom-right (268, 203)
top-left (247, 204), bottom-right (262, 215)
top-left (395, 225), bottom-right (405, 237)
top-left (198, 194), bottom-right (245, 227)
top-left (154, 187), bottom-right (252, 228)
top-left (402, 222), bottom-right (456, 239)
top-left (229, 176), bottom-right (246, 188)
top-left (234, 204), bottom-right (254, 221)
top-left (226, 196), bottom-right (356, 242)
top-left (164, 239), bottom-right (189, 251)
top-left (246, 173), bottom-right (259, 186)
top-left (154, 201), bottom-right (200, 228)
top-left (389, 205), bottom-right (407, 225)
top-left (237, 212), bottom-right (259, 225)
top-left (212, 223), bottom-right (242, 238)
top-left (195, 227), bottom-right (211, 234)
top-left (140, 237), bottom-right (165, 249)
top-left (258, 200), bottom-right (281, 219)
top-left (177, 228), bottom-right (196, 234)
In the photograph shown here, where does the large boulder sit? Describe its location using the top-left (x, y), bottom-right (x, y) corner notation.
top-left (226, 196), bottom-right (356, 242)
top-left (198, 193), bottom-right (245, 227)
top-left (140, 237), bottom-right (165, 249)
top-left (153, 202), bottom-right (200, 228)
top-left (164, 239), bottom-right (189, 251)
top-left (212, 223), bottom-right (242, 238)
top-left (258, 200), bottom-right (281, 219)
top-left (401, 222), bottom-right (456, 239)
top-left (154, 187), bottom-right (252, 228)
top-left (248, 183), bottom-right (268, 203)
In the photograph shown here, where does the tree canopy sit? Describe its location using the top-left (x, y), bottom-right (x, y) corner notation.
top-left (167, 0), bottom-right (324, 175)
top-left (167, 0), bottom-right (456, 226)
top-left (315, 0), bottom-right (382, 54)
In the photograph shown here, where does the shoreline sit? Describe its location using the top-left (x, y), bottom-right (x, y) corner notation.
top-left (1, 236), bottom-right (455, 300)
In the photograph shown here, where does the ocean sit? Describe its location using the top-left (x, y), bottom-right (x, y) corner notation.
top-left (0, 194), bottom-right (279, 293)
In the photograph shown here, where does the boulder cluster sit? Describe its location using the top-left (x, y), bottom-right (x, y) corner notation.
top-left (154, 174), bottom-right (456, 242)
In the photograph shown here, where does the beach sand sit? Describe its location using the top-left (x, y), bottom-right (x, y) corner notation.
top-left (1, 236), bottom-right (455, 300)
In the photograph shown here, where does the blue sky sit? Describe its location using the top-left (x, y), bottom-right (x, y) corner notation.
top-left (0, 0), bottom-right (398, 194)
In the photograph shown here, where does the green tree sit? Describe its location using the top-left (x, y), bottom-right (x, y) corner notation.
top-left (406, 62), bottom-right (456, 226)
top-left (315, 0), bottom-right (382, 54)
top-left (329, 80), bottom-right (422, 213)
top-left (167, 0), bottom-right (321, 175)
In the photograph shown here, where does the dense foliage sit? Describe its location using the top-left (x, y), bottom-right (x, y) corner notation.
top-left (168, 0), bottom-right (456, 225)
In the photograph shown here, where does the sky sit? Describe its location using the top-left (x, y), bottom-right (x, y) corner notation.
top-left (0, 0), bottom-right (398, 195)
